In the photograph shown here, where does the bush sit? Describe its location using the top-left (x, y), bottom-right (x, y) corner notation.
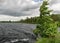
top-left (33, 18), bottom-right (58, 37)
top-left (36, 38), bottom-right (55, 43)
top-left (58, 22), bottom-right (60, 27)
top-left (36, 33), bottom-right (60, 43)
top-left (33, 0), bottom-right (58, 38)
top-left (36, 37), bottom-right (60, 43)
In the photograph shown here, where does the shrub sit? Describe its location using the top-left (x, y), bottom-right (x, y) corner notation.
top-left (33, 0), bottom-right (58, 38)
top-left (58, 22), bottom-right (60, 27)
top-left (36, 37), bottom-right (60, 43)
top-left (36, 33), bottom-right (60, 43)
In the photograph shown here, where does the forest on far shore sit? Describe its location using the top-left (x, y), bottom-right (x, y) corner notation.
top-left (0, 14), bottom-right (60, 27)
top-left (0, 14), bottom-right (60, 24)
top-left (20, 14), bottom-right (60, 27)
top-left (20, 14), bottom-right (60, 24)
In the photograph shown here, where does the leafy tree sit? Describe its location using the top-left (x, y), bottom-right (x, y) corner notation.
top-left (33, 0), bottom-right (58, 38)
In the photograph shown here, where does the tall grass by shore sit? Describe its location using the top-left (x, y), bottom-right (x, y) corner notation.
top-left (36, 33), bottom-right (60, 43)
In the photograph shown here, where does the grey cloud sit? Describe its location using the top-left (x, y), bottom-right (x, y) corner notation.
top-left (49, 0), bottom-right (60, 14)
top-left (49, 0), bottom-right (60, 5)
top-left (52, 10), bottom-right (60, 14)
top-left (0, 0), bottom-right (40, 17)
top-left (49, 0), bottom-right (57, 5)
top-left (0, 9), bottom-right (31, 16)
top-left (21, 4), bottom-right (40, 11)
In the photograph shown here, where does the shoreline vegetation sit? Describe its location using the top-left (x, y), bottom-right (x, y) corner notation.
top-left (0, 14), bottom-right (60, 27)
top-left (0, 14), bottom-right (60, 23)
top-left (33, 0), bottom-right (60, 43)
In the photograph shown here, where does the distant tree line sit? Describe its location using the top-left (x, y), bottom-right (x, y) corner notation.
top-left (20, 17), bottom-right (40, 24)
top-left (51, 14), bottom-right (60, 21)
top-left (20, 14), bottom-right (60, 24)
top-left (0, 14), bottom-right (60, 24)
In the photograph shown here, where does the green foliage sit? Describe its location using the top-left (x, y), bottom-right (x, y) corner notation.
top-left (58, 22), bottom-right (60, 27)
top-left (36, 37), bottom-right (60, 43)
top-left (20, 17), bottom-right (40, 24)
top-left (36, 38), bottom-right (55, 43)
top-left (33, 21), bottom-right (58, 37)
top-left (36, 33), bottom-right (60, 43)
top-left (33, 0), bottom-right (58, 38)
top-left (40, 0), bottom-right (52, 18)
top-left (19, 14), bottom-right (60, 24)
top-left (51, 14), bottom-right (60, 21)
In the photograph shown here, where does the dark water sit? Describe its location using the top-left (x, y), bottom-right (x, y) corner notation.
top-left (0, 23), bottom-right (36, 43)
top-left (0, 23), bottom-right (60, 43)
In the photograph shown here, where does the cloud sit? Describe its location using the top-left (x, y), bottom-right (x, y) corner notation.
top-left (0, 0), bottom-right (41, 17)
top-left (33, 0), bottom-right (42, 2)
top-left (0, 0), bottom-right (42, 21)
top-left (0, 15), bottom-right (29, 21)
top-left (0, 8), bottom-right (31, 16)
top-left (49, 0), bottom-right (60, 14)
top-left (0, 0), bottom-right (60, 21)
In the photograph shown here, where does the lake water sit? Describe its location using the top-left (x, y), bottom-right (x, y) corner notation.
top-left (0, 23), bottom-right (59, 43)
top-left (0, 23), bottom-right (36, 43)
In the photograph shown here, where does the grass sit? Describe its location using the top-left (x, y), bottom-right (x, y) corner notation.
top-left (36, 33), bottom-right (60, 43)
top-left (58, 22), bottom-right (60, 27)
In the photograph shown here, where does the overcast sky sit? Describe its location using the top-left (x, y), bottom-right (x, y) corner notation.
top-left (0, 0), bottom-right (60, 21)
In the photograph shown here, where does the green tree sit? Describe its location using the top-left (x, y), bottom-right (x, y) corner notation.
top-left (33, 0), bottom-right (58, 38)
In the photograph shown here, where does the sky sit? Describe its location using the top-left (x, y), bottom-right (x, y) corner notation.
top-left (0, 0), bottom-right (60, 21)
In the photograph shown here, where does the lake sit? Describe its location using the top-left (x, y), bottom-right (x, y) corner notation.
top-left (0, 23), bottom-right (59, 43)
